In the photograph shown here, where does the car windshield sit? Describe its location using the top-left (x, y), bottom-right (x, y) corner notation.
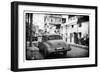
top-left (48, 35), bottom-right (62, 40)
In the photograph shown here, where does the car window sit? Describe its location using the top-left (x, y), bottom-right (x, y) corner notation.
top-left (48, 35), bottom-right (62, 40)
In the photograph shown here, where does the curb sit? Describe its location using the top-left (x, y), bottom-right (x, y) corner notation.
top-left (70, 44), bottom-right (89, 50)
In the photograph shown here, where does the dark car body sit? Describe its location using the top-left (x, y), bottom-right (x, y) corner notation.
top-left (38, 34), bottom-right (71, 57)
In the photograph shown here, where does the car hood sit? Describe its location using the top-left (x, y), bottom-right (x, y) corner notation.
top-left (46, 40), bottom-right (67, 48)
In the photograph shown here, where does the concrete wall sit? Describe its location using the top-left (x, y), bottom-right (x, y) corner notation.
top-left (66, 21), bottom-right (89, 44)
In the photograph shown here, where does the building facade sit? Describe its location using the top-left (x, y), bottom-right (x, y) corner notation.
top-left (65, 15), bottom-right (89, 46)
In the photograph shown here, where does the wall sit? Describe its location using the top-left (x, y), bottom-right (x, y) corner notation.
top-left (33, 14), bottom-right (45, 30)
top-left (0, 0), bottom-right (99, 73)
top-left (80, 22), bottom-right (89, 38)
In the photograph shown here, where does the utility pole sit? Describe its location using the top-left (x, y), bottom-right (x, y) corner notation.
top-left (29, 13), bottom-right (33, 47)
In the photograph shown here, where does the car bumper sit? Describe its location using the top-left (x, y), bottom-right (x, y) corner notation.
top-left (48, 48), bottom-right (71, 54)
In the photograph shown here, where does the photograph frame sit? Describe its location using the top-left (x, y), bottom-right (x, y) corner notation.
top-left (11, 1), bottom-right (98, 72)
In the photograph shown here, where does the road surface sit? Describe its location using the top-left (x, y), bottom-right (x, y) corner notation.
top-left (67, 46), bottom-right (89, 58)
top-left (26, 45), bottom-right (89, 60)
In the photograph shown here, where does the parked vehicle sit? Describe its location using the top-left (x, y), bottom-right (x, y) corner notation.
top-left (38, 34), bottom-right (71, 58)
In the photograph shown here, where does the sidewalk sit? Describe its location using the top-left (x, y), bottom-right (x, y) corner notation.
top-left (69, 43), bottom-right (89, 50)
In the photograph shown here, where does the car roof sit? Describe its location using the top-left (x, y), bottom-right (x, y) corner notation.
top-left (43, 34), bottom-right (61, 36)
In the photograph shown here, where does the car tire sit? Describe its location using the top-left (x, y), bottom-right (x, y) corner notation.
top-left (63, 51), bottom-right (67, 56)
top-left (43, 48), bottom-right (48, 58)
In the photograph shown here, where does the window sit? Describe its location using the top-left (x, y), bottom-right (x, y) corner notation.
top-left (72, 25), bottom-right (74, 28)
top-left (51, 19), bottom-right (53, 22)
top-left (79, 23), bottom-right (82, 27)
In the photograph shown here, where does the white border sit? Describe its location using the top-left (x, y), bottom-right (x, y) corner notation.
top-left (18, 5), bottom-right (95, 68)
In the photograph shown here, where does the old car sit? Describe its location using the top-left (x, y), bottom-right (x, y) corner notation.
top-left (38, 34), bottom-right (71, 58)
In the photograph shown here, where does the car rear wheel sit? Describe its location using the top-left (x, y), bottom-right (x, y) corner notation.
top-left (63, 51), bottom-right (67, 56)
top-left (43, 48), bottom-right (48, 58)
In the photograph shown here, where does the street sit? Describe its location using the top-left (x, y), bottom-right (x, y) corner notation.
top-left (67, 46), bottom-right (89, 58)
top-left (45, 45), bottom-right (89, 59)
top-left (27, 45), bottom-right (89, 60)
